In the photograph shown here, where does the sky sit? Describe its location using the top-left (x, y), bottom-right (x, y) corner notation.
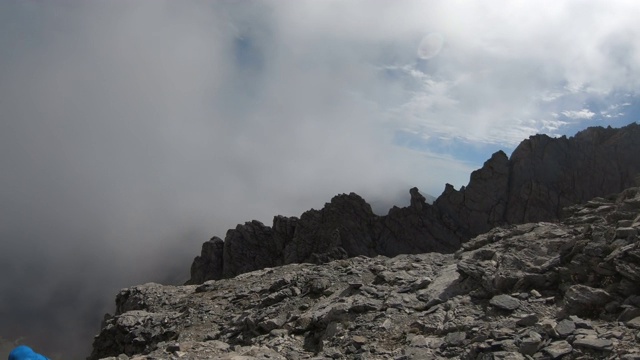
top-left (1, 1), bottom-right (639, 358)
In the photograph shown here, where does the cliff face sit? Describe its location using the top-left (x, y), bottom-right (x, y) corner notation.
top-left (438, 123), bottom-right (640, 236)
top-left (91, 185), bottom-right (640, 359)
top-left (189, 123), bottom-right (640, 284)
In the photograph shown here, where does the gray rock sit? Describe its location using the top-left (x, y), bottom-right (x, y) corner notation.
top-left (619, 306), bottom-right (640, 322)
top-left (554, 319), bottom-right (576, 337)
top-left (490, 294), bottom-right (521, 311)
top-left (625, 316), bottom-right (640, 329)
top-left (568, 315), bottom-right (592, 329)
top-left (489, 352), bottom-right (526, 360)
top-left (444, 331), bottom-right (466, 346)
top-left (542, 340), bottom-right (573, 359)
top-left (409, 335), bottom-right (428, 347)
top-left (572, 336), bottom-right (613, 351)
top-left (564, 285), bottom-right (612, 316)
top-left (519, 331), bottom-right (542, 355)
top-left (616, 261), bottom-right (640, 282)
top-left (516, 314), bottom-right (539, 327)
top-left (616, 227), bottom-right (638, 238)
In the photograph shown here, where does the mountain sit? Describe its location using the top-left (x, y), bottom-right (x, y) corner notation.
top-left (89, 123), bottom-right (640, 359)
top-left (188, 123), bottom-right (640, 284)
top-left (91, 183), bottom-right (640, 359)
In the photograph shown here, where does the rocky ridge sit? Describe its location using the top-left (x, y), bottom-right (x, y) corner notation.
top-left (189, 124), bottom-right (640, 284)
top-left (92, 184), bottom-right (640, 359)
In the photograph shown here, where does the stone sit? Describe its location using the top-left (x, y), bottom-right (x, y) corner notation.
top-left (490, 294), bottom-right (521, 311)
top-left (564, 285), bottom-right (612, 317)
top-left (554, 319), bottom-right (576, 337)
top-left (307, 277), bottom-right (332, 295)
top-left (351, 335), bottom-right (367, 348)
top-left (516, 314), bottom-right (539, 327)
top-left (489, 352), bottom-right (526, 360)
top-left (537, 319), bottom-right (559, 337)
top-left (616, 226), bottom-right (638, 239)
top-left (542, 340), bottom-right (573, 359)
top-left (409, 335), bottom-right (428, 347)
top-left (572, 336), bottom-right (613, 351)
top-left (625, 316), bottom-right (640, 329)
top-left (568, 315), bottom-right (592, 329)
top-left (519, 331), bottom-right (542, 355)
top-left (444, 331), bottom-right (466, 346)
top-left (619, 307), bottom-right (640, 322)
top-left (166, 343), bottom-right (180, 352)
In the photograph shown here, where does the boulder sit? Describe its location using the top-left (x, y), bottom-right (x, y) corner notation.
top-left (564, 285), bottom-right (612, 317)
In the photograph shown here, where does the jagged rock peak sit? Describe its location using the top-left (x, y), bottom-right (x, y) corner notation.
top-left (409, 187), bottom-right (426, 210)
top-left (437, 122), bottom-right (640, 235)
top-left (187, 123), bottom-right (640, 285)
top-left (186, 236), bottom-right (223, 285)
top-left (91, 185), bottom-right (640, 359)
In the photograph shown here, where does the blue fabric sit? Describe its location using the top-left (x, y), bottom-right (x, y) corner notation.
top-left (8, 346), bottom-right (49, 360)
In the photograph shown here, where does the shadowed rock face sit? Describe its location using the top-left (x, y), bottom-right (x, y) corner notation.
top-left (188, 123), bottom-right (640, 285)
top-left (91, 186), bottom-right (640, 359)
top-left (437, 123), bottom-right (640, 237)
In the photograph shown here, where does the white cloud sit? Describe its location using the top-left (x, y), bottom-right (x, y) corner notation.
top-left (601, 102), bottom-right (632, 118)
top-left (345, 0), bottom-right (640, 146)
top-left (561, 109), bottom-right (597, 120)
top-left (541, 119), bottom-right (570, 132)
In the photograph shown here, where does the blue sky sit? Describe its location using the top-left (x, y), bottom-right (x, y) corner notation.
top-left (1, 1), bottom-right (640, 357)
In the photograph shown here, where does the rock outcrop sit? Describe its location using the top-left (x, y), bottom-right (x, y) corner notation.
top-left (188, 123), bottom-right (640, 284)
top-left (189, 237), bottom-right (224, 284)
top-left (91, 186), bottom-right (640, 359)
top-left (437, 123), bottom-right (640, 235)
top-left (187, 190), bottom-right (464, 283)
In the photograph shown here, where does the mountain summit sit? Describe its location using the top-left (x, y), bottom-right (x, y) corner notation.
top-left (188, 123), bottom-right (640, 284)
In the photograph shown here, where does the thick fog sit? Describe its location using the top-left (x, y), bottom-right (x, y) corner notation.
top-left (1, 1), bottom-right (639, 358)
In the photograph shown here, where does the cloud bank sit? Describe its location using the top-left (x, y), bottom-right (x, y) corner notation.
top-left (1, 1), bottom-right (639, 358)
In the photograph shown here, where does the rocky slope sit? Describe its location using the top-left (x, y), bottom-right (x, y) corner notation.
top-left (91, 184), bottom-right (640, 359)
top-left (189, 124), bottom-right (640, 284)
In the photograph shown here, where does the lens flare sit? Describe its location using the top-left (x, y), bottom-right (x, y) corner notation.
top-left (417, 32), bottom-right (444, 60)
